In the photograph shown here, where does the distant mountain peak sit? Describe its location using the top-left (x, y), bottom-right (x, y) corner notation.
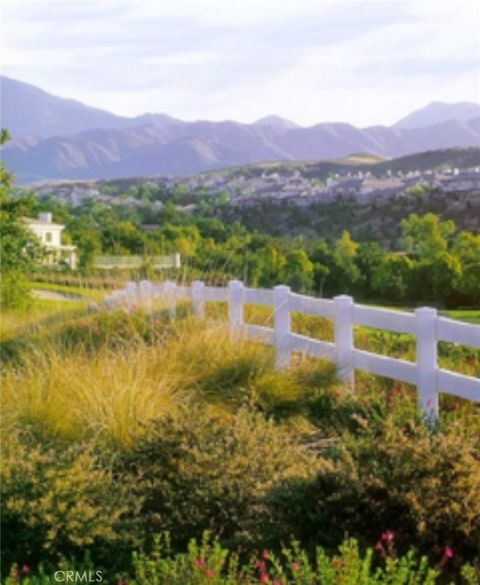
top-left (2, 76), bottom-right (480, 182)
top-left (254, 115), bottom-right (300, 129)
top-left (394, 101), bottom-right (480, 129)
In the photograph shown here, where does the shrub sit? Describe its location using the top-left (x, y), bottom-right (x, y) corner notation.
top-left (9, 532), bottom-right (478, 585)
top-left (119, 407), bottom-right (317, 551)
top-left (0, 271), bottom-right (32, 310)
top-left (1, 437), bottom-right (135, 570)
top-left (269, 416), bottom-right (480, 570)
top-left (128, 533), bottom-right (441, 585)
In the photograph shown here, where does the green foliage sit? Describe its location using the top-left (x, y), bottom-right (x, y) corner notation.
top-left (1, 438), bottom-right (133, 570)
top-left (269, 416), bottom-right (480, 568)
top-left (0, 271), bottom-right (32, 310)
top-left (284, 249), bottom-right (314, 292)
top-left (8, 165), bottom-right (479, 306)
top-left (120, 408), bottom-right (317, 551)
top-left (372, 255), bottom-right (414, 302)
top-left (1, 305), bottom-right (479, 580)
top-left (8, 532), bottom-right (476, 584)
top-left (126, 533), bottom-right (441, 585)
top-left (0, 130), bottom-right (43, 308)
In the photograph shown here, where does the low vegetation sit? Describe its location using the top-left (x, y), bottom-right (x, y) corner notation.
top-left (1, 300), bottom-right (479, 583)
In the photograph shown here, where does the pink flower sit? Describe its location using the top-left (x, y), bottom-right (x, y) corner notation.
top-left (291, 562), bottom-right (301, 572)
top-left (259, 574), bottom-right (269, 583)
top-left (375, 542), bottom-right (383, 552)
top-left (262, 550), bottom-right (270, 561)
top-left (381, 530), bottom-right (395, 543)
top-left (20, 564), bottom-right (30, 574)
top-left (256, 560), bottom-right (266, 571)
top-left (195, 558), bottom-right (206, 567)
top-left (444, 546), bottom-right (454, 559)
top-left (206, 569), bottom-right (215, 578)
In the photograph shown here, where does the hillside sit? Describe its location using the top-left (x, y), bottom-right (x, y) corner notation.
top-left (2, 77), bottom-right (480, 183)
top-left (0, 76), bottom-right (181, 139)
top-left (214, 147), bottom-right (480, 181)
top-left (394, 101), bottom-right (480, 129)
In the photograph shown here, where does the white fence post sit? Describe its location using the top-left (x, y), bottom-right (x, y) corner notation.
top-left (139, 280), bottom-right (153, 315)
top-left (228, 280), bottom-right (244, 336)
top-left (274, 285), bottom-right (291, 368)
top-left (126, 281), bottom-right (138, 312)
top-left (165, 280), bottom-right (177, 318)
top-left (416, 307), bottom-right (438, 418)
top-left (192, 280), bottom-right (205, 318)
top-left (334, 295), bottom-right (354, 388)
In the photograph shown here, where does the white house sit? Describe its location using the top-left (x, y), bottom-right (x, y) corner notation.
top-left (23, 212), bottom-right (77, 270)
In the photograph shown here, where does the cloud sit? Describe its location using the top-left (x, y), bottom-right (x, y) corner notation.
top-left (2, 0), bottom-right (479, 125)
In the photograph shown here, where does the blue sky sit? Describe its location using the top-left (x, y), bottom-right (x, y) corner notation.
top-left (2, 0), bottom-right (479, 126)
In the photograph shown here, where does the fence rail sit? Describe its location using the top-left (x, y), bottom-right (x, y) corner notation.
top-left (104, 280), bottom-right (480, 418)
top-left (95, 253), bottom-right (181, 270)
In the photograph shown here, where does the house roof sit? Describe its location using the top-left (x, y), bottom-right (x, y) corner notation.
top-left (22, 217), bottom-right (65, 229)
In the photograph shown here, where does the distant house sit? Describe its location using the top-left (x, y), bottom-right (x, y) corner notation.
top-left (23, 212), bottom-right (77, 270)
top-left (438, 170), bottom-right (480, 192)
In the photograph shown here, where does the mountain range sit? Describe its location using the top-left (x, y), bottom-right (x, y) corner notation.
top-left (1, 76), bottom-right (479, 183)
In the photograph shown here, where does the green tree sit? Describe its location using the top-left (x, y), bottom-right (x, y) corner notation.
top-left (248, 245), bottom-right (286, 288)
top-left (332, 231), bottom-right (361, 293)
top-left (356, 242), bottom-right (384, 298)
top-left (401, 213), bottom-right (455, 262)
top-left (0, 130), bottom-right (42, 307)
top-left (310, 240), bottom-right (333, 297)
top-left (283, 249), bottom-right (314, 292)
top-left (372, 255), bottom-right (414, 303)
top-left (452, 232), bottom-right (480, 305)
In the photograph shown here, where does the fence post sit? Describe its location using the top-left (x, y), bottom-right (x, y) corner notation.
top-left (416, 307), bottom-right (438, 419)
top-left (164, 280), bottom-right (177, 318)
top-left (334, 295), bottom-right (354, 388)
top-left (139, 280), bottom-right (153, 315)
top-left (126, 281), bottom-right (138, 312)
top-left (192, 280), bottom-right (205, 318)
top-left (228, 280), bottom-right (244, 336)
top-left (274, 285), bottom-right (291, 368)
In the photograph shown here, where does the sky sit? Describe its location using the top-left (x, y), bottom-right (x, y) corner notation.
top-left (1, 0), bottom-right (479, 127)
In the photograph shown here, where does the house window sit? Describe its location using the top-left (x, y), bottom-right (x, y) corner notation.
top-left (45, 232), bottom-right (53, 243)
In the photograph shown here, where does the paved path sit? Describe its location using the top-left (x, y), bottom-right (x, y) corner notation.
top-left (32, 289), bottom-right (85, 302)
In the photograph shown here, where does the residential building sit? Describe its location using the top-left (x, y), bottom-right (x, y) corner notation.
top-left (23, 212), bottom-right (77, 269)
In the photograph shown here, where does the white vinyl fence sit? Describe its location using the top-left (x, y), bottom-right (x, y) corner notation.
top-left (105, 280), bottom-right (480, 418)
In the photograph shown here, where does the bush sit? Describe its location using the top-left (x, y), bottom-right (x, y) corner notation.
top-left (127, 533), bottom-right (441, 585)
top-left (269, 416), bottom-right (480, 571)
top-left (8, 532), bottom-right (480, 584)
top-left (1, 437), bottom-right (135, 571)
top-left (119, 408), bottom-right (317, 551)
top-left (0, 271), bottom-right (32, 310)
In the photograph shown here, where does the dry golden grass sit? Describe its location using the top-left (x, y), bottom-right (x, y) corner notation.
top-left (3, 302), bottom-right (333, 449)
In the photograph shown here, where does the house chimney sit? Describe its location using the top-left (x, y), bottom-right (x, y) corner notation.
top-left (39, 212), bottom-right (52, 223)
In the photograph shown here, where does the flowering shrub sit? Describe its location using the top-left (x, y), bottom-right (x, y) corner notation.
top-left (6, 533), bottom-right (480, 584)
